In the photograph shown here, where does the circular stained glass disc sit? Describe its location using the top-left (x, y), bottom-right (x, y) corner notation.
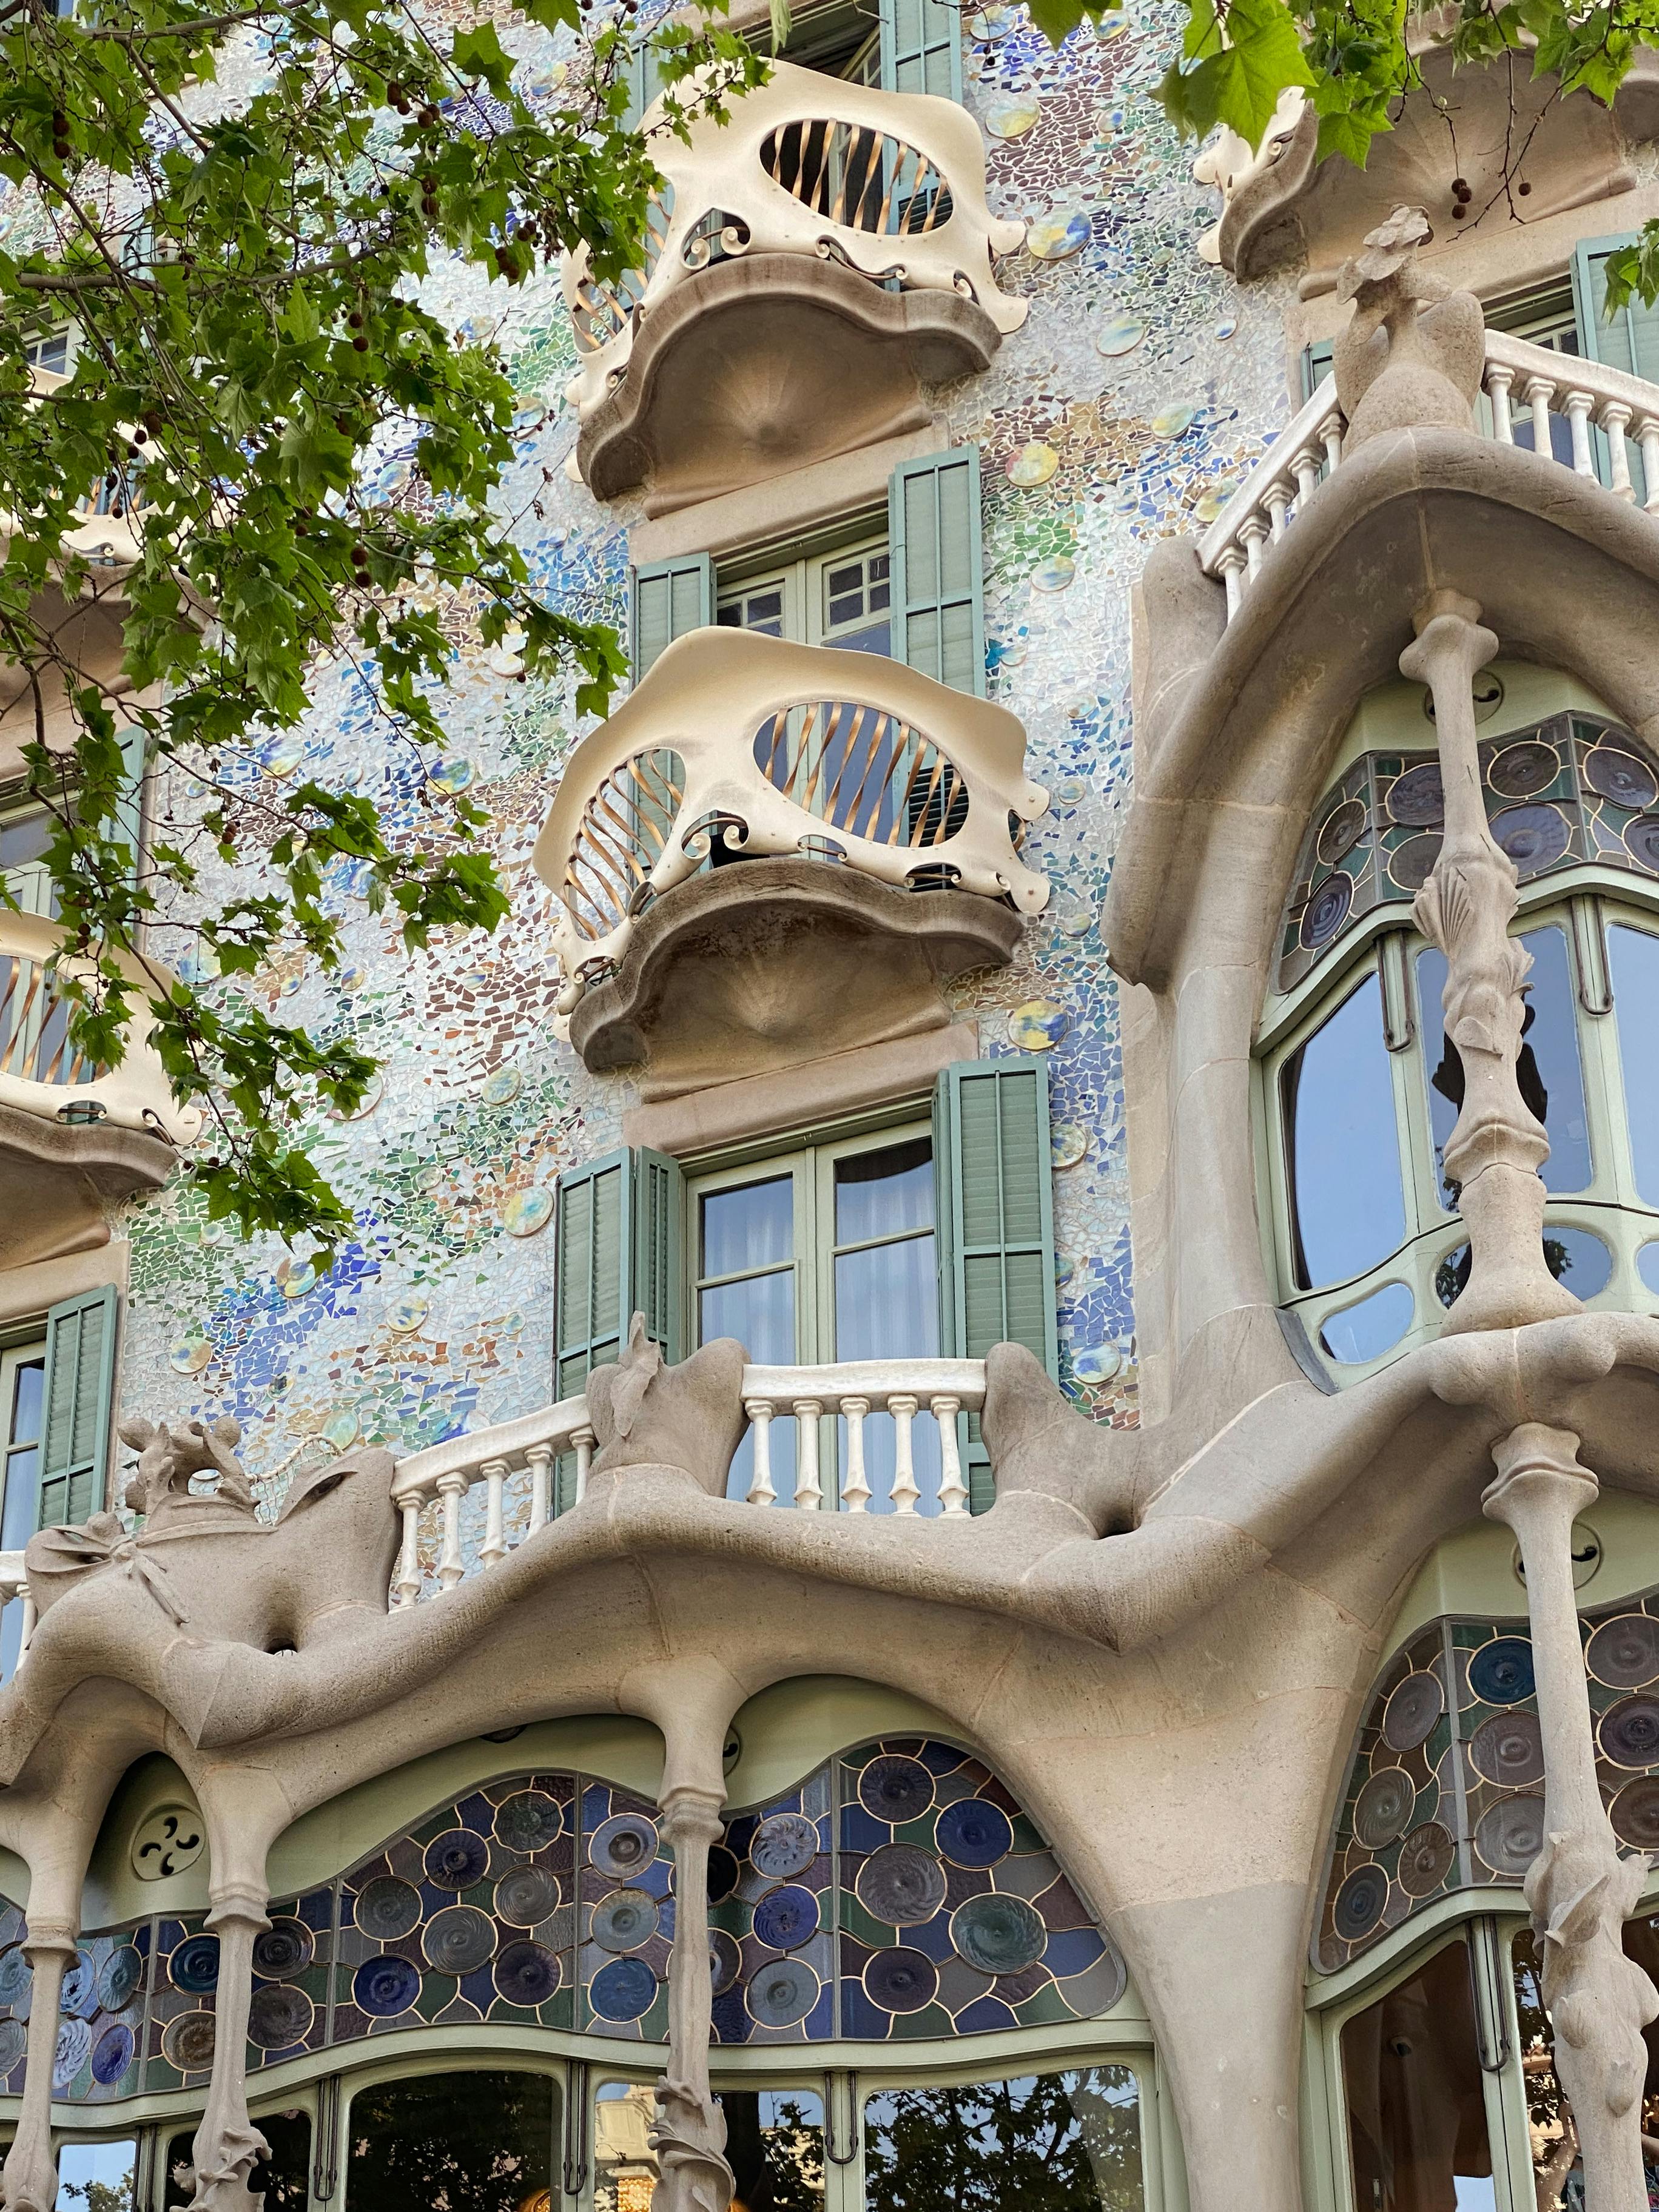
top-left (1488, 741), bottom-right (1559, 798)
top-left (707, 1846), bottom-right (741, 1901)
top-left (1396, 1822), bottom-right (1456, 1898)
top-left (1612, 1775), bottom-right (1659, 1849)
top-left (1587, 1613), bottom-right (1659, 1689)
top-left (1298, 873), bottom-right (1351, 953)
top-left (253, 1920), bottom-right (314, 1978)
top-left (949, 1894), bottom-right (1045, 1975)
top-left (61, 1951), bottom-right (96, 2019)
top-left (1353, 1768), bottom-right (1415, 1850)
top-left (858, 1756), bottom-right (936, 1826)
top-left (856, 1843), bottom-right (948, 1926)
top-left (591, 1890), bottom-right (659, 1954)
top-left (1585, 745), bottom-right (1659, 809)
top-left (1387, 764), bottom-right (1445, 827)
top-left (1469, 1710), bottom-right (1545, 1786)
top-left (1623, 815), bottom-right (1659, 874)
top-left (1490, 804), bottom-right (1569, 878)
top-left (710, 1930), bottom-right (742, 1997)
top-left (753, 1885), bottom-right (820, 1952)
top-left (52, 2020), bottom-right (90, 2091)
top-left (1599, 1695), bottom-right (1659, 1769)
top-left (97, 1946), bottom-right (143, 2014)
top-left (161, 2011), bottom-right (217, 2071)
top-left (355, 1877), bottom-right (422, 1940)
top-left (591, 1957), bottom-right (657, 2022)
top-left (863, 1946), bottom-right (938, 2014)
top-left (496, 1864), bottom-right (560, 1928)
top-left (423, 1905), bottom-right (497, 1975)
top-left (1474, 1795), bottom-right (1544, 1874)
top-left (425, 1829), bottom-right (490, 1890)
top-left (749, 1813), bottom-right (818, 1880)
top-left (935, 1798), bottom-right (1014, 1868)
top-left (494, 1940), bottom-right (561, 2007)
top-left (1467, 1636), bottom-right (1535, 1707)
top-left (590, 1812), bottom-right (659, 1879)
top-left (746, 1956), bottom-right (819, 2029)
top-left (353, 1954), bottom-right (420, 2018)
top-left (0, 1948), bottom-right (30, 2005)
top-left (169, 1935), bottom-right (221, 1995)
top-left (1387, 833), bottom-right (1442, 892)
top-left (0, 2020), bottom-right (25, 2075)
top-left (496, 1792), bottom-right (563, 1854)
top-left (1331, 1864), bottom-right (1388, 1943)
top-left (247, 1982), bottom-right (314, 2051)
top-left (1382, 1670), bottom-right (1444, 1752)
top-left (90, 2023), bottom-right (134, 2086)
top-left (1317, 799), bottom-right (1366, 866)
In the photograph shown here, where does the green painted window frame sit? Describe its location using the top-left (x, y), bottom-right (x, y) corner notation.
top-left (36, 1283), bottom-right (119, 1531)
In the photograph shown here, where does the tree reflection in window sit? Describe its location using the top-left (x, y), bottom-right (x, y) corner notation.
top-left (724, 2089), bottom-right (824, 2212)
top-left (166, 2115), bottom-right (311, 2210)
top-left (863, 2067), bottom-right (1144, 2212)
top-left (345, 2071), bottom-right (556, 2212)
top-left (1340, 1938), bottom-right (1496, 2212)
top-left (1514, 1918), bottom-right (1659, 2211)
top-left (1282, 973), bottom-right (1406, 1290)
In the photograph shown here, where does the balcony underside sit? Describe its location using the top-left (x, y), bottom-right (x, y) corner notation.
top-left (0, 1100), bottom-right (178, 1265)
top-left (575, 254), bottom-right (1007, 511)
top-left (568, 855), bottom-right (1024, 1095)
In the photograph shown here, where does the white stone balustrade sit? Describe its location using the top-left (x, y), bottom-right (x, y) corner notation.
top-left (1199, 332), bottom-right (1659, 620)
top-left (386, 1356), bottom-right (986, 1607)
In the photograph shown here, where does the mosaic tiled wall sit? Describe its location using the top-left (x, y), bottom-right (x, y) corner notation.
top-left (12, 1740), bottom-right (1124, 2100)
top-left (1316, 1587), bottom-right (1659, 1974)
top-left (89, 0), bottom-right (1295, 1479)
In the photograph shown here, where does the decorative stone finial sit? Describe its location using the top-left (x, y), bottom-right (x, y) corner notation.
top-left (118, 1413), bottom-right (257, 1522)
top-left (1333, 205), bottom-right (1484, 449)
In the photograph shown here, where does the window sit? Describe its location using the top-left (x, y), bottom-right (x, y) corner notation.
top-left (343, 2069), bottom-right (558, 2212)
top-left (57, 2137), bottom-right (136, 2205)
top-left (22, 326), bottom-right (72, 380)
top-left (1339, 1938), bottom-right (1498, 2212)
top-left (718, 528), bottom-right (893, 656)
top-left (165, 2111), bottom-right (311, 2207)
top-left (0, 1339), bottom-right (44, 1678)
top-left (598, 2082), bottom-right (826, 2212)
top-left (863, 2069), bottom-right (1146, 2212)
top-left (1, 788), bottom-right (58, 918)
top-left (1513, 1913), bottom-right (1659, 2209)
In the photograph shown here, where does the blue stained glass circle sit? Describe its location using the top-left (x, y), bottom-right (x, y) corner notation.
top-left (247, 1982), bottom-right (314, 2050)
top-left (749, 1813), bottom-right (818, 1880)
top-left (590, 1957), bottom-right (658, 2021)
top-left (590, 1813), bottom-right (659, 1880)
top-left (0, 1947), bottom-right (30, 2005)
top-left (935, 1799), bottom-right (1014, 1869)
top-left (858, 1756), bottom-right (935, 1826)
top-left (745, 1955), bottom-right (819, 2028)
top-left (96, 1946), bottom-right (143, 2014)
top-left (90, 2022), bottom-right (134, 2085)
top-left (591, 1889), bottom-right (659, 1952)
top-left (752, 1884), bottom-right (820, 1952)
top-left (0, 2019), bottom-right (27, 2074)
top-left (707, 1846), bottom-right (741, 1902)
top-left (1467, 1636), bottom-right (1535, 1707)
top-left (59, 1951), bottom-right (97, 2019)
top-left (496, 1863), bottom-right (560, 1928)
top-left (53, 2019), bottom-right (90, 2089)
top-left (1332, 1864), bottom-right (1388, 1942)
top-left (169, 1935), bottom-right (221, 1994)
top-left (252, 1919), bottom-right (314, 1978)
top-left (710, 1930), bottom-right (742, 1997)
top-left (494, 1940), bottom-right (562, 2006)
top-left (353, 1954), bottom-right (420, 2018)
top-left (425, 1828), bottom-right (490, 1889)
top-left (856, 1843), bottom-right (947, 1925)
top-left (354, 1876), bottom-right (422, 1939)
top-left (496, 1791), bottom-right (564, 1853)
top-left (423, 1904), bottom-right (497, 1975)
top-left (863, 1946), bottom-right (938, 2014)
top-left (949, 1893), bottom-right (1045, 1975)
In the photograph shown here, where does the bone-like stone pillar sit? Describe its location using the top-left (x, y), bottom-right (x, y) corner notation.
top-left (1484, 1423), bottom-right (1658, 2212)
top-left (649, 1783), bottom-right (735, 2212)
top-left (184, 1883), bottom-right (271, 2211)
top-left (1, 1916), bottom-right (78, 2211)
top-left (1401, 591), bottom-right (1579, 1335)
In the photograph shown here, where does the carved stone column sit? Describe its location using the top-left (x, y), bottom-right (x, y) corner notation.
top-left (1484, 1424), bottom-right (1657, 2212)
top-left (1401, 591), bottom-right (1580, 1334)
top-left (649, 1784), bottom-right (735, 2212)
top-left (1, 1917), bottom-right (78, 2211)
top-left (183, 1884), bottom-right (270, 2211)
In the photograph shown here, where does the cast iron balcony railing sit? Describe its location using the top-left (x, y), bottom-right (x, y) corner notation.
top-left (559, 59), bottom-right (1028, 424)
top-left (533, 628), bottom-right (1050, 1026)
top-left (1200, 331), bottom-right (1659, 619)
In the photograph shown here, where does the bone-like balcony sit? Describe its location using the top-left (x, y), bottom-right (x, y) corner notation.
top-left (560, 62), bottom-right (1028, 506)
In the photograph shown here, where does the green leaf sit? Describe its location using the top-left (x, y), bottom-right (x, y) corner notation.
top-left (451, 22), bottom-right (515, 97)
top-left (1208, 0), bottom-right (1313, 146)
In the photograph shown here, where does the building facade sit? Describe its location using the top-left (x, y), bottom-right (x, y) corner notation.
top-left (5, 4), bottom-right (1659, 2210)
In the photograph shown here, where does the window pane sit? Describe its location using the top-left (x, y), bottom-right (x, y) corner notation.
top-left (1319, 1281), bottom-right (1414, 1365)
top-left (835, 1237), bottom-right (938, 1362)
top-left (344, 2070), bottom-right (556, 2212)
top-left (596, 2083), bottom-right (659, 2212)
top-left (1518, 926), bottom-right (1591, 1192)
top-left (835, 1137), bottom-right (933, 1245)
top-left (58, 2139), bottom-right (135, 2207)
top-left (1514, 1918), bottom-right (1659, 2211)
top-left (1416, 946), bottom-right (1458, 1211)
top-left (701, 1269), bottom-right (794, 1363)
top-left (864, 2069), bottom-right (1143, 2212)
top-left (166, 2115), bottom-right (311, 2209)
top-left (1341, 1938), bottom-right (1496, 2212)
top-left (1612, 923), bottom-right (1659, 1203)
top-left (9, 1359), bottom-right (42, 1449)
top-left (1282, 973), bottom-right (1407, 1290)
top-left (702, 1177), bottom-right (793, 1278)
top-left (722, 2088), bottom-right (824, 2212)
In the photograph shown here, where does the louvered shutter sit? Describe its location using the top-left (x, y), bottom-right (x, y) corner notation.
top-left (553, 1148), bottom-right (684, 1511)
top-left (878, 0), bottom-right (961, 100)
top-left (36, 1285), bottom-right (119, 1530)
top-left (1301, 338), bottom-right (1334, 403)
top-left (888, 448), bottom-right (985, 698)
top-left (630, 554), bottom-right (713, 682)
top-left (934, 1058), bottom-right (1057, 1511)
top-left (1573, 235), bottom-right (1659, 501)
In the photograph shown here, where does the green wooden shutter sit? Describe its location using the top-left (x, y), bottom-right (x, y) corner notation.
top-left (889, 448), bottom-right (984, 698)
top-left (879, 0), bottom-right (961, 100)
top-left (630, 554), bottom-right (713, 683)
top-left (553, 1148), bottom-right (684, 1509)
top-left (1573, 234), bottom-right (1659, 501)
top-left (933, 1057), bottom-right (1057, 1511)
top-left (36, 1285), bottom-right (118, 1531)
top-left (1301, 338), bottom-right (1334, 403)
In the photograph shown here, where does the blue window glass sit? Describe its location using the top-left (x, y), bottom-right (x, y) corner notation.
top-left (1319, 1282), bottom-right (1415, 1365)
top-left (1282, 974), bottom-right (1406, 1290)
top-left (1612, 923), bottom-right (1659, 1205)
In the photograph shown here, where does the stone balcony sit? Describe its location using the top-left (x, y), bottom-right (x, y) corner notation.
top-left (532, 627), bottom-right (1049, 1094)
top-left (0, 909), bottom-right (200, 1266)
top-left (559, 61), bottom-right (1028, 510)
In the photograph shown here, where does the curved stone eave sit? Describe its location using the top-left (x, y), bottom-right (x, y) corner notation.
top-left (1106, 429), bottom-right (1659, 995)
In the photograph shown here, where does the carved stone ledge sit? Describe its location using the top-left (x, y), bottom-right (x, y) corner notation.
top-left (568, 856), bottom-right (1024, 1097)
top-left (0, 1100), bottom-right (180, 1267)
top-left (576, 255), bottom-right (1006, 512)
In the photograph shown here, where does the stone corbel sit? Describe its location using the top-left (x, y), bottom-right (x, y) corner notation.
top-left (1401, 591), bottom-right (1580, 1336)
top-left (0, 1914), bottom-right (79, 2211)
top-left (178, 1878), bottom-right (270, 2211)
top-left (650, 1783), bottom-right (735, 2212)
top-left (1484, 1424), bottom-right (1658, 2212)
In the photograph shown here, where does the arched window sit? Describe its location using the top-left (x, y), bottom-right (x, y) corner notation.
top-left (1259, 668), bottom-right (1659, 1378)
